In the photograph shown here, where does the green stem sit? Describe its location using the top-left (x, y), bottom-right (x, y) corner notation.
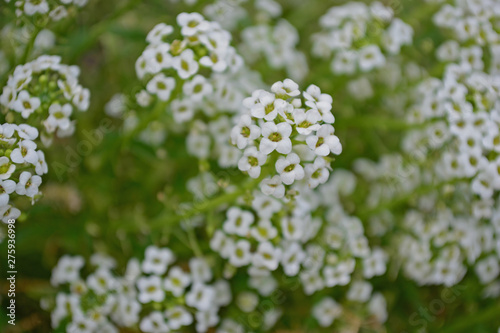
top-left (19, 26), bottom-right (42, 65)
top-left (436, 301), bottom-right (500, 333)
top-left (186, 224), bottom-right (203, 257)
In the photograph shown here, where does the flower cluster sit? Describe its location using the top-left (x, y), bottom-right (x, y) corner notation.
top-left (312, 1), bottom-right (413, 75)
top-left (0, 123), bottom-right (47, 222)
top-left (125, 12), bottom-right (261, 165)
top-left (0, 55), bottom-right (90, 146)
top-left (5, 0), bottom-right (89, 21)
top-left (232, 79), bottom-right (342, 195)
top-left (47, 248), bottom-right (231, 333)
top-left (209, 169), bottom-right (388, 300)
top-left (240, 19), bottom-right (308, 82)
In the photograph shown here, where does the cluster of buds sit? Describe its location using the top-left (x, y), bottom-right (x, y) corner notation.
top-left (0, 55), bottom-right (90, 146)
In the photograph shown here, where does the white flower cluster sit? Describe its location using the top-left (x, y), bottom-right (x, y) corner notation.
top-left (433, 0), bottom-right (500, 49)
top-left (5, 0), bottom-right (88, 20)
top-left (0, 123), bottom-right (47, 222)
top-left (231, 79), bottom-right (342, 194)
top-left (210, 170), bottom-right (388, 299)
top-left (127, 12), bottom-right (262, 163)
top-left (312, 1), bottom-right (413, 75)
top-left (405, 63), bottom-right (500, 200)
top-left (0, 55), bottom-right (90, 146)
top-left (48, 248), bottom-right (232, 333)
top-left (240, 19), bottom-right (309, 82)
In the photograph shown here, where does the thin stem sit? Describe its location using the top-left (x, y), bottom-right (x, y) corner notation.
top-left (19, 25), bottom-right (42, 65)
top-left (186, 224), bottom-right (203, 257)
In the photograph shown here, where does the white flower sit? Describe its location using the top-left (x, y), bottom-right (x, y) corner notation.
top-left (45, 103), bottom-right (73, 132)
top-left (475, 256), bottom-right (500, 284)
top-left (249, 91), bottom-right (286, 121)
top-left (164, 266), bottom-right (191, 296)
top-left (0, 179), bottom-right (16, 206)
top-left (35, 151), bottom-right (48, 175)
top-left (0, 157), bottom-right (16, 180)
top-left (24, 0), bottom-right (49, 15)
top-left (271, 79), bottom-right (300, 97)
top-left (146, 74), bottom-right (176, 101)
top-left (166, 306), bottom-right (193, 330)
top-left (305, 158), bottom-right (330, 188)
top-left (358, 45), bottom-right (386, 72)
top-left (15, 171), bottom-right (41, 198)
top-left (238, 146), bottom-right (267, 179)
top-left (173, 49), bottom-right (199, 79)
top-left (210, 230), bottom-right (234, 259)
top-left (346, 281), bottom-right (373, 302)
top-left (87, 268), bottom-right (115, 295)
top-left (275, 153), bottom-right (304, 185)
top-left (230, 115), bottom-right (261, 150)
top-left (0, 205), bottom-right (21, 223)
top-left (281, 242), bottom-right (305, 276)
top-left (171, 99), bottom-right (195, 123)
top-left (147, 23), bottom-right (174, 44)
top-left (10, 140), bottom-right (38, 165)
top-left (50, 255), bottom-right (84, 286)
top-left (189, 257), bottom-right (213, 283)
top-left (142, 246), bottom-right (175, 275)
top-left (177, 12), bottom-right (210, 37)
top-left (259, 122), bottom-right (292, 155)
top-left (140, 311), bottom-right (169, 333)
top-left (306, 124), bottom-right (342, 156)
top-left (223, 207), bottom-right (254, 236)
top-left (252, 242), bottom-right (281, 270)
top-left (137, 275), bottom-right (165, 303)
top-left (183, 75), bottom-right (213, 101)
top-left (300, 270), bottom-right (324, 295)
top-left (14, 91), bottom-right (40, 118)
top-left (17, 124), bottom-right (38, 140)
top-left (185, 283), bottom-right (216, 311)
top-left (312, 297), bottom-right (342, 327)
top-left (229, 239), bottom-right (253, 267)
top-left (236, 292), bottom-right (259, 313)
top-left (260, 176), bottom-right (286, 198)
top-left (250, 219), bottom-right (278, 242)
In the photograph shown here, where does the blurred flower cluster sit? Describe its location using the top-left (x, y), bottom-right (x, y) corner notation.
top-left (1, 0), bottom-right (500, 332)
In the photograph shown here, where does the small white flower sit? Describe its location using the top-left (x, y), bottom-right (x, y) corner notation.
top-left (10, 140), bottom-right (39, 165)
top-left (140, 311), bottom-right (169, 333)
top-left (185, 283), bottom-right (216, 311)
top-left (189, 257), bottom-right (213, 283)
top-left (312, 297), bottom-right (342, 327)
top-left (165, 306), bottom-right (193, 330)
top-left (137, 275), bottom-right (165, 303)
top-left (259, 122), bottom-right (292, 155)
top-left (223, 207), bottom-right (254, 236)
top-left (142, 246), bottom-right (175, 275)
top-left (271, 79), bottom-right (300, 97)
top-left (15, 171), bottom-right (41, 198)
top-left (87, 268), bottom-right (115, 295)
top-left (177, 12), bottom-right (210, 37)
top-left (163, 267), bottom-right (190, 297)
top-left (173, 49), bottom-right (199, 79)
top-left (306, 124), bottom-right (342, 156)
top-left (50, 255), bottom-right (84, 286)
top-left (358, 45), bottom-right (386, 72)
top-left (14, 91), bottom-right (40, 119)
top-left (229, 239), bottom-right (253, 267)
top-left (0, 157), bottom-right (16, 180)
top-left (252, 241), bottom-right (281, 271)
top-left (147, 23), bottom-right (174, 44)
top-left (238, 146), bottom-right (267, 179)
top-left (230, 114), bottom-right (261, 150)
top-left (260, 175), bottom-right (286, 198)
top-left (146, 74), bottom-right (176, 101)
top-left (250, 219), bottom-right (278, 242)
top-left (183, 75), bottom-right (213, 101)
top-left (275, 153), bottom-right (304, 185)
